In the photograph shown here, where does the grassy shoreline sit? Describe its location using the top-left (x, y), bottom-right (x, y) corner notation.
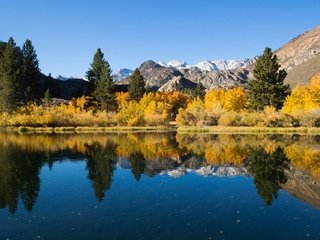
top-left (1, 126), bottom-right (320, 134)
top-left (4, 126), bottom-right (176, 134)
top-left (177, 126), bottom-right (320, 134)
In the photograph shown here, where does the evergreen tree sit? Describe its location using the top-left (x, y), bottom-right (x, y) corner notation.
top-left (86, 48), bottom-right (107, 94)
top-left (194, 83), bottom-right (206, 100)
top-left (93, 62), bottom-right (116, 111)
top-left (0, 41), bottom-right (6, 55)
top-left (22, 39), bottom-right (40, 102)
top-left (44, 88), bottom-right (52, 104)
top-left (0, 37), bottom-right (23, 111)
top-left (128, 68), bottom-right (145, 101)
top-left (44, 74), bottom-right (61, 98)
top-left (248, 47), bottom-right (290, 110)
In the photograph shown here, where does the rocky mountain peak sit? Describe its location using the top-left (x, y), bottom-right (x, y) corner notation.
top-left (276, 25), bottom-right (320, 70)
top-left (140, 60), bottom-right (162, 69)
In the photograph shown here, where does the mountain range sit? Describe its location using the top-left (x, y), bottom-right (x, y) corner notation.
top-left (47, 25), bottom-right (320, 98)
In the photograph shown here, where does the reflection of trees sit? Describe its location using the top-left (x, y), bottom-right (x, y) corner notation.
top-left (85, 141), bottom-right (117, 201)
top-left (0, 132), bottom-right (319, 213)
top-left (128, 152), bottom-right (146, 181)
top-left (0, 144), bottom-right (42, 214)
top-left (245, 147), bottom-right (289, 206)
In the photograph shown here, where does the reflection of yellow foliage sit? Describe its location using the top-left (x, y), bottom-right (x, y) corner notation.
top-left (205, 143), bottom-right (224, 164)
top-left (0, 132), bottom-right (319, 181)
top-left (284, 143), bottom-right (320, 179)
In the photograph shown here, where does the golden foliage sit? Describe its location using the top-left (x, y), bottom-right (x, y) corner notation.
top-left (223, 87), bottom-right (248, 111)
top-left (204, 89), bottom-right (225, 115)
top-left (0, 97), bottom-right (113, 127)
top-left (282, 75), bottom-right (320, 115)
top-left (176, 97), bottom-right (207, 126)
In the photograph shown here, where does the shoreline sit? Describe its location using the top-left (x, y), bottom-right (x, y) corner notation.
top-left (1, 126), bottom-right (320, 134)
top-left (3, 126), bottom-right (176, 134)
top-left (177, 126), bottom-right (320, 134)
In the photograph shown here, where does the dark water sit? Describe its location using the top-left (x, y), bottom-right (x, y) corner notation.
top-left (1, 132), bottom-right (320, 240)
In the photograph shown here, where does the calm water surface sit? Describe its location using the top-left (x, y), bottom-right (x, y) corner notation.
top-left (1, 133), bottom-right (320, 240)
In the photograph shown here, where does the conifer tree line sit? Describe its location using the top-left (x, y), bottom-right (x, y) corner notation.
top-left (0, 38), bottom-right (41, 111)
top-left (0, 35), bottom-right (290, 116)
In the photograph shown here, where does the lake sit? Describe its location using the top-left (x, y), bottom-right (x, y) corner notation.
top-left (1, 132), bottom-right (320, 240)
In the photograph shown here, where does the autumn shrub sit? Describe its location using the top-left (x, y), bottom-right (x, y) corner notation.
top-left (218, 112), bottom-right (242, 126)
top-left (144, 101), bottom-right (170, 126)
top-left (240, 112), bottom-right (263, 126)
top-left (114, 92), bottom-right (189, 126)
top-left (176, 97), bottom-right (207, 126)
top-left (261, 106), bottom-right (300, 127)
top-left (0, 98), bottom-right (115, 127)
top-left (297, 110), bottom-right (320, 127)
top-left (113, 101), bottom-right (144, 126)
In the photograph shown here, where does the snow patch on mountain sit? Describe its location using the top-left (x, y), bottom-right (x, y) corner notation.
top-left (166, 60), bottom-right (189, 69)
top-left (113, 68), bottom-right (133, 81)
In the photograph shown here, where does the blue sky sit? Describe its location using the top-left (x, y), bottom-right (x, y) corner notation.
top-left (0, 0), bottom-right (319, 77)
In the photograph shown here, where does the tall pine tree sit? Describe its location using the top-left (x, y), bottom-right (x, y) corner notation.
top-left (22, 39), bottom-right (40, 103)
top-left (93, 60), bottom-right (117, 111)
top-left (0, 37), bottom-right (23, 111)
top-left (86, 48), bottom-right (107, 94)
top-left (128, 69), bottom-right (145, 101)
top-left (248, 47), bottom-right (290, 110)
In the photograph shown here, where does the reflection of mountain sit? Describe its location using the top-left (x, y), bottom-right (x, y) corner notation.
top-left (283, 167), bottom-right (320, 208)
top-left (0, 133), bottom-right (319, 213)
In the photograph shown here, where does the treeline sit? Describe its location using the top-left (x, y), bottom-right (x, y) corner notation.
top-left (1, 38), bottom-right (320, 128)
top-left (0, 38), bottom-right (41, 111)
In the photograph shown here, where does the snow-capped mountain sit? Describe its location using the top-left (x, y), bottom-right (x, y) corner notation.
top-left (194, 61), bottom-right (219, 71)
top-left (56, 75), bottom-right (69, 81)
top-left (56, 75), bottom-right (86, 81)
top-left (156, 58), bottom-right (255, 72)
top-left (113, 68), bottom-right (133, 81)
top-left (166, 60), bottom-right (189, 69)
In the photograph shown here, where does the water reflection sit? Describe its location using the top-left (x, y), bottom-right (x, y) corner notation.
top-left (0, 132), bottom-right (319, 213)
top-left (0, 144), bottom-right (43, 214)
top-left (245, 147), bottom-right (289, 206)
top-left (85, 141), bottom-right (117, 201)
